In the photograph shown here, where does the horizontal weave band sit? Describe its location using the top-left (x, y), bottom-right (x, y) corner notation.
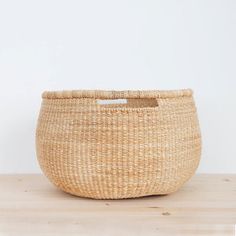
top-left (42, 89), bottom-right (193, 99)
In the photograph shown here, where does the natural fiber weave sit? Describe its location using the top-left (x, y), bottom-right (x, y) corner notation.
top-left (36, 89), bottom-right (201, 199)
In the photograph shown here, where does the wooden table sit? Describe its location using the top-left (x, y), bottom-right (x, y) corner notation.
top-left (0, 174), bottom-right (235, 236)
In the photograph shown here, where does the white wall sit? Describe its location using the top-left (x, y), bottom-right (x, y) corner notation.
top-left (0, 0), bottom-right (235, 173)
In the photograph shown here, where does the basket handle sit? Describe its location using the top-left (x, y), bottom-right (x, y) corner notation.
top-left (96, 98), bottom-right (158, 108)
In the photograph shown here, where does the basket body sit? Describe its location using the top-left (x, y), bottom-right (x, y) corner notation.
top-left (36, 89), bottom-right (201, 199)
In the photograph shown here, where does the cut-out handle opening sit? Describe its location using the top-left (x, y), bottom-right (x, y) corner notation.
top-left (97, 98), bottom-right (158, 108)
top-left (97, 99), bottom-right (127, 105)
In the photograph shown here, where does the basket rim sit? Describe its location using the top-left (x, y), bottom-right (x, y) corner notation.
top-left (42, 89), bottom-right (193, 99)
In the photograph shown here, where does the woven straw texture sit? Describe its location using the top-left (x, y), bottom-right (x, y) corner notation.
top-left (36, 89), bottom-right (201, 199)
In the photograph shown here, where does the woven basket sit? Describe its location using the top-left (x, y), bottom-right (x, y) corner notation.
top-left (36, 89), bottom-right (201, 199)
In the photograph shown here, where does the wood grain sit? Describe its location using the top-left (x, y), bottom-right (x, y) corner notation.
top-left (0, 174), bottom-right (235, 236)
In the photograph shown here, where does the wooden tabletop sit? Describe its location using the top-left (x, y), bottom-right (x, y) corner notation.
top-left (0, 174), bottom-right (235, 236)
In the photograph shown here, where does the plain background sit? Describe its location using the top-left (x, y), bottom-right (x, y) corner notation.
top-left (0, 0), bottom-right (235, 173)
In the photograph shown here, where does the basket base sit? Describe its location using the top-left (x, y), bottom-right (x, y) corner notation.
top-left (54, 186), bottom-right (182, 200)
